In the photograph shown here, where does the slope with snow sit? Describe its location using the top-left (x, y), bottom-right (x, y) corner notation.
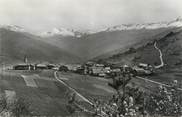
top-left (104, 18), bottom-right (182, 32)
top-left (0, 25), bottom-right (25, 32)
top-left (106, 17), bottom-right (182, 32)
top-left (41, 28), bottom-right (75, 36)
top-left (41, 28), bottom-right (85, 38)
top-left (40, 17), bottom-right (182, 37)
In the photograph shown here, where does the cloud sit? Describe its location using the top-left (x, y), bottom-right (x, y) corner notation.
top-left (0, 0), bottom-right (181, 32)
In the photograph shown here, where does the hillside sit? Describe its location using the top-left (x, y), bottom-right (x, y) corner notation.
top-left (40, 28), bottom-right (175, 60)
top-left (97, 27), bottom-right (182, 68)
top-left (1, 18), bottom-right (182, 64)
top-left (0, 28), bottom-right (81, 65)
top-left (38, 18), bottom-right (182, 61)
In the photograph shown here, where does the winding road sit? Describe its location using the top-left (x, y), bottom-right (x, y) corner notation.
top-left (54, 71), bottom-right (93, 105)
top-left (154, 42), bottom-right (164, 69)
top-left (54, 71), bottom-right (107, 116)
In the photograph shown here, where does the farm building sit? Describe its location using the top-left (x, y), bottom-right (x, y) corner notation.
top-left (132, 63), bottom-right (154, 76)
top-left (13, 64), bottom-right (35, 70)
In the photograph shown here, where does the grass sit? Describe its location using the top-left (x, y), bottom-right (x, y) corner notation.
top-left (1, 69), bottom-right (180, 116)
top-left (147, 68), bottom-right (182, 86)
top-left (0, 70), bottom-right (116, 116)
top-left (0, 70), bottom-right (70, 116)
top-left (57, 72), bottom-right (115, 99)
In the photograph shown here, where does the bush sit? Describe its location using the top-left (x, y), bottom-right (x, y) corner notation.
top-left (10, 97), bottom-right (31, 117)
top-left (0, 95), bottom-right (31, 117)
top-left (0, 94), bottom-right (7, 113)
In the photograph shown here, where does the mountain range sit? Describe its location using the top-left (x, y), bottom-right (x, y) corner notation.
top-left (0, 17), bottom-right (182, 65)
top-left (40, 17), bottom-right (182, 37)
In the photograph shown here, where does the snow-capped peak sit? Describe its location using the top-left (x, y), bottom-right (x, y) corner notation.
top-left (168, 17), bottom-right (182, 27)
top-left (103, 17), bottom-right (182, 32)
top-left (0, 25), bottom-right (25, 32)
top-left (41, 28), bottom-right (76, 37)
top-left (175, 17), bottom-right (182, 22)
top-left (40, 17), bottom-right (182, 37)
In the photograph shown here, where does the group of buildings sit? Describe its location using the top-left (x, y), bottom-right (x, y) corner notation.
top-left (68, 61), bottom-right (154, 77)
top-left (64, 62), bottom-right (130, 77)
top-left (13, 63), bottom-right (60, 71)
top-left (12, 60), bottom-right (154, 78)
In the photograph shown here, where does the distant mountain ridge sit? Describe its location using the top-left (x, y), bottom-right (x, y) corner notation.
top-left (1, 17), bottom-right (182, 38)
top-left (104, 17), bottom-right (182, 32)
top-left (40, 28), bottom-right (85, 38)
top-left (0, 25), bottom-right (25, 32)
top-left (40, 17), bottom-right (182, 37)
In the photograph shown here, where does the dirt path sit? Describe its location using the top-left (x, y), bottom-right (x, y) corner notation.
top-left (154, 42), bottom-right (164, 69)
top-left (54, 71), bottom-right (108, 116)
top-left (54, 71), bottom-right (93, 105)
top-left (136, 76), bottom-right (182, 91)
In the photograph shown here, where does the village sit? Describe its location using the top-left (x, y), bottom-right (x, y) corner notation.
top-left (12, 60), bottom-right (154, 78)
top-left (1, 0), bottom-right (182, 116)
top-left (3, 57), bottom-right (181, 117)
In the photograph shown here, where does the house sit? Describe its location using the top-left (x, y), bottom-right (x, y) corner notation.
top-left (89, 65), bottom-right (107, 77)
top-left (98, 73), bottom-right (106, 77)
top-left (35, 64), bottom-right (47, 70)
top-left (59, 65), bottom-right (69, 72)
top-left (47, 64), bottom-right (56, 69)
top-left (132, 63), bottom-right (154, 76)
top-left (103, 67), bottom-right (111, 73)
top-left (65, 64), bottom-right (82, 71)
top-left (120, 65), bottom-right (133, 73)
top-left (111, 68), bottom-right (121, 73)
top-left (85, 61), bottom-right (95, 67)
top-left (75, 65), bottom-right (86, 74)
top-left (95, 64), bottom-right (104, 67)
top-left (133, 66), bottom-right (152, 76)
top-left (91, 66), bottom-right (103, 75)
top-left (138, 63), bottom-right (153, 70)
top-left (13, 64), bottom-right (35, 70)
top-left (138, 63), bottom-right (148, 68)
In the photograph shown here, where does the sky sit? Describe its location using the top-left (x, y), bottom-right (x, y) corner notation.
top-left (0, 0), bottom-right (182, 33)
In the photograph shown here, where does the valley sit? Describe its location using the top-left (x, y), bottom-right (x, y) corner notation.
top-left (0, 18), bottom-right (182, 117)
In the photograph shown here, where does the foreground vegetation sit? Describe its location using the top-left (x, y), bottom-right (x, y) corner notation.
top-left (67, 71), bottom-right (182, 117)
top-left (0, 95), bottom-right (31, 117)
